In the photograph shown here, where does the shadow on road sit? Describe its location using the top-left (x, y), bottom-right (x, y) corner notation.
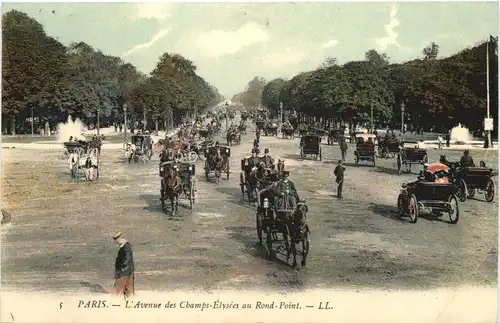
top-left (370, 166), bottom-right (400, 176)
top-left (367, 203), bottom-right (411, 223)
top-left (80, 281), bottom-right (108, 294)
top-left (139, 194), bottom-right (163, 213)
top-left (216, 187), bottom-right (256, 210)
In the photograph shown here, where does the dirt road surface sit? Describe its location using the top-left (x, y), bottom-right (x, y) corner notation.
top-left (1, 119), bottom-right (497, 294)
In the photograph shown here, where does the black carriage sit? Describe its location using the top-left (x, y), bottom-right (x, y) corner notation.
top-left (264, 122), bottom-right (278, 136)
top-left (297, 125), bottom-right (308, 137)
top-left (255, 120), bottom-right (265, 131)
top-left (312, 128), bottom-right (327, 139)
top-left (327, 129), bottom-right (345, 145)
top-left (378, 139), bottom-right (401, 159)
top-left (240, 157), bottom-right (259, 202)
top-left (199, 128), bottom-right (210, 139)
top-left (281, 126), bottom-right (295, 139)
top-left (300, 135), bottom-right (322, 161)
top-left (63, 141), bottom-right (86, 156)
top-left (354, 134), bottom-right (376, 166)
top-left (128, 135), bottom-right (153, 163)
top-left (178, 162), bottom-right (196, 209)
top-left (449, 164), bottom-right (495, 202)
top-left (397, 147), bottom-right (428, 175)
top-left (204, 145), bottom-right (231, 183)
top-left (397, 179), bottom-right (460, 224)
top-left (256, 189), bottom-right (310, 266)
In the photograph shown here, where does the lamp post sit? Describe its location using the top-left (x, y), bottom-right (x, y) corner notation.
top-left (401, 102), bottom-right (405, 136)
top-left (123, 103), bottom-right (128, 141)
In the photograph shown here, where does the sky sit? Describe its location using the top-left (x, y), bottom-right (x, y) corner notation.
top-left (2, 2), bottom-right (498, 98)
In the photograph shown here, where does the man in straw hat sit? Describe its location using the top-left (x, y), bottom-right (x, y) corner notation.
top-left (111, 232), bottom-right (135, 298)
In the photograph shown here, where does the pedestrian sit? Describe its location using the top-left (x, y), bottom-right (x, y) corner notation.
top-left (334, 160), bottom-right (345, 198)
top-left (340, 139), bottom-right (348, 162)
top-left (111, 232), bottom-right (135, 299)
top-left (445, 131), bottom-right (450, 147)
top-left (437, 135), bottom-right (444, 150)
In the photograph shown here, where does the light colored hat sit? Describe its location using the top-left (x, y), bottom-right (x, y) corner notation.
top-left (113, 232), bottom-right (124, 240)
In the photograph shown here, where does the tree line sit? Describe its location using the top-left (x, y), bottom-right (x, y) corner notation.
top-left (233, 40), bottom-right (498, 137)
top-left (2, 10), bottom-right (224, 135)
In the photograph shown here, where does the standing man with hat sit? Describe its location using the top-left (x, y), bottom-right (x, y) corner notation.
top-left (112, 232), bottom-right (135, 299)
top-left (334, 160), bottom-right (345, 198)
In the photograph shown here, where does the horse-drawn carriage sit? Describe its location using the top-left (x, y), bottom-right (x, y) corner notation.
top-left (239, 158), bottom-right (284, 202)
top-left (397, 163), bottom-right (460, 224)
top-left (327, 128), bottom-right (345, 145)
top-left (312, 128), bottom-right (327, 140)
top-left (300, 135), bottom-right (322, 160)
top-left (204, 145), bottom-right (231, 184)
top-left (159, 161), bottom-right (196, 214)
top-left (255, 120), bottom-right (265, 132)
top-left (446, 162), bottom-right (495, 202)
top-left (64, 141), bottom-right (100, 181)
top-left (378, 139), bottom-right (401, 159)
top-left (256, 184), bottom-right (310, 267)
top-left (264, 122), bottom-right (278, 136)
top-left (281, 126), bottom-right (295, 139)
top-left (124, 134), bottom-right (153, 163)
top-left (237, 123), bottom-right (247, 134)
top-left (226, 130), bottom-right (242, 146)
top-left (397, 146), bottom-right (428, 175)
top-left (198, 127), bottom-right (211, 139)
top-left (354, 134), bottom-right (376, 166)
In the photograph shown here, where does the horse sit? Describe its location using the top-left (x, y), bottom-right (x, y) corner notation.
top-left (288, 202), bottom-right (310, 268)
top-left (213, 148), bottom-right (225, 184)
top-left (161, 168), bottom-right (181, 215)
top-left (277, 159), bottom-right (285, 176)
top-left (68, 148), bottom-right (98, 181)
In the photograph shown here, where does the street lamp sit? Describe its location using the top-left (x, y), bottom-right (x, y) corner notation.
top-left (400, 102), bottom-right (405, 135)
top-left (123, 103), bottom-right (128, 141)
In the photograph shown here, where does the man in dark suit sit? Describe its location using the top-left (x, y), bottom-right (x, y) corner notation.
top-left (334, 160), bottom-right (345, 198)
top-left (112, 232), bottom-right (135, 299)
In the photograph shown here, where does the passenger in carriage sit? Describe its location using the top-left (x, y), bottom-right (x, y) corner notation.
top-left (275, 171), bottom-right (300, 203)
top-left (249, 149), bottom-right (261, 166)
top-left (261, 148), bottom-right (274, 168)
top-left (460, 150), bottom-right (475, 167)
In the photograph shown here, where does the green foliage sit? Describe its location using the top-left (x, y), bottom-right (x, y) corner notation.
top-left (251, 45), bottom-right (498, 133)
top-left (1, 10), bottom-right (222, 134)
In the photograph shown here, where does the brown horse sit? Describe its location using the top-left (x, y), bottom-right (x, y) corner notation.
top-left (287, 203), bottom-right (310, 268)
top-left (161, 168), bottom-right (181, 215)
top-left (212, 148), bottom-right (225, 184)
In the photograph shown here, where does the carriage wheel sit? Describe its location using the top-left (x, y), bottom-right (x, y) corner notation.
top-left (226, 165), bottom-right (230, 180)
top-left (256, 212), bottom-right (264, 245)
top-left (448, 195), bottom-right (459, 224)
top-left (397, 154), bottom-right (402, 175)
top-left (467, 188), bottom-right (476, 198)
top-left (319, 148), bottom-right (322, 161)
top-left (480, 160), bottom-right (486, 168)
top-left (457, 179), bottom-right (467, 202)
top-left (188, 151), bottom-right (198, 163)
top-left (266, 228), bottom-right (274, 259)
top-left (408, 194), bottom-right (418, 223)
top-left (397, 194), bottom-right (406, 216)
top-left (160, 186), bottom-right (166, 212)
top-left (189, 185), bottom-right (194, 210)
top-left (354, 153), bottom-right (359, 166)
top-left (485, 179), bottom-right (495, 202)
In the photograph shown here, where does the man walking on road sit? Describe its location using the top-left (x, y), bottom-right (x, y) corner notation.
top-left (340, 138), bottom-right (348, 162)
top-left (334, 160), bottom-right (345, 198)
top-left (112, 232), bottom-right (135, 299)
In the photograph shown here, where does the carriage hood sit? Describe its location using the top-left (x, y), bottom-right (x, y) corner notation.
top-left (425, 163), bottom-right (450, 174)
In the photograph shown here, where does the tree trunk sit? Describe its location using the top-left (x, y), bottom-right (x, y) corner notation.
top-left (155, 119), bottom-right (159, 132)
top-left (44, 121), bottom-right (50, 136)
top-left (10, 115), bottom-right (16, 135)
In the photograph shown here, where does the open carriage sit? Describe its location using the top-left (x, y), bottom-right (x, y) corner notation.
top-left (125, 134), bottom-right (153, 163)
top-left (240, 157), bottom-right (259, 202)
top-left (354, 134), bottom-right (377, 166)
top-left (264, 122), bottom-right (279, 136)
top-left (327, 128), bottom-right (345, 145)
top-left (256, 187), bottom-right (310, 267)
top-left (281, 126), bottom-right (295, 139)
top-left (397, 146), bottom-right (428, 175)
top-left (64, 141), bottom-right (100, 181)
top-left (300, 135), bottom-right (322, 161)
top-left (397, 163), bottom-right (459, 224)
top-left (378, 139), bottom-right (401, 159)
top-left (204, 145), bottom-right (231, 184)
top-left (447, 162), bottom-right (495, 202)
top-left (226, 130), bottom-right (242, 146)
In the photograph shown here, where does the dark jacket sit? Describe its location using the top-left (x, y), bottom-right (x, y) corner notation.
top-left (334, 165), bottom-right (345, 182)
top-left (115, 242), bottom-right (135, 278)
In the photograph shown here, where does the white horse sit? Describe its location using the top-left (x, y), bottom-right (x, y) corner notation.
top-left (68, 148), bottom-right (99, 181)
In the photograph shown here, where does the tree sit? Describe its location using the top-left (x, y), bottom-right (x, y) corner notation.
top-left (261, 78), bottom-right (286, 116)
top-left (423, 42), bottom-right (440, 60)
top-left (240, 76), bottom-right (267, 108)
top-left (318, 57), bottom-right (338, 69)
top-left (365, 49), bottom-right (390, 67)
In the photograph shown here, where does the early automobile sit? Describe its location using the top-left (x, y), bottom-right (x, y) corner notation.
top-left (397, 163), bottom-right (459, 224)
top-left (397, 146), bottom-right (428, 175)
